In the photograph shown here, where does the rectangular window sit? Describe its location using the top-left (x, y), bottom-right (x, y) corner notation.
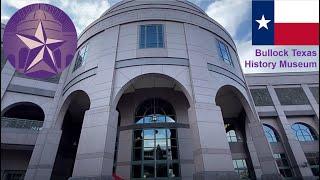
top-left (275, 87), bottom-right (309, 105)
top-left (250, 88), bottom-right (274, 106)
top-left (73, 43), bottom-right (89, 72)
top-left (233, 159), bottom-right (250, 179)
top-left (139, 24), bottom-right (164, 49)
top-left (305, 152), bottom-right (319, 176)
top-left (2, 170), bottom-right (25, 180)
top-left (132, 165), bottom-right (142, 178)
top-left (273, 153), bottom-right (293, 178)
top-left (132, 128), bottom-right (179, 179)
top-left (227, 130), bottom-right (238, 142)
top-left (218, 40), bottom-right (233, 66)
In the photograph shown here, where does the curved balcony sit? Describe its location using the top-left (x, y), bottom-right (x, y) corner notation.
top-left (1, 117), bottom-right (43, 131)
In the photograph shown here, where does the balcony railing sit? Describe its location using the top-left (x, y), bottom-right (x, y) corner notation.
top-left (1, 117), bottom-right (43, 131)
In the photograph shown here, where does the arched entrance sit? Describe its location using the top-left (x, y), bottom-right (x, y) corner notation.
top-left (1, 102), bottom-right (45, 180)
top-left (1, 102), bottom-right (45, 130)
top-left (215, 85), bottom-right (256, 179)
top-left (131, 98), bottom-right (179, 178)
top-left (113, 74), bottom-right (192, 179)
top-left (51, 90), bottom-right (90, 180)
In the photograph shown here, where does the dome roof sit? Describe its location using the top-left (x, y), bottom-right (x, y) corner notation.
top-left (78, 0), bottom-right (236, 50)
top-left (101, 0), bottom-right (207, 17)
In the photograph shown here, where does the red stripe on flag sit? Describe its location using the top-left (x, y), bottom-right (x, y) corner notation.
top-left (274, 23), bottom-right (319, 45)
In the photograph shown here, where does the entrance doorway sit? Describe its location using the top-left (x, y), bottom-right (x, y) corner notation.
top-left (51, 91), bottom-right (90, 180)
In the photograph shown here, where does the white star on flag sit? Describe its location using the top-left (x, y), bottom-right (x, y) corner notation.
top-left (16, 21), bottom-right (64, 72)
top-left (256, 15), bottom-right (271, 30)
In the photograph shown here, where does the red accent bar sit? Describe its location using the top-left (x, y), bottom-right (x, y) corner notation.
top-left (274, 23), bottom-right (319, 45)
top-left (112, 173), bottom-right (124, 180)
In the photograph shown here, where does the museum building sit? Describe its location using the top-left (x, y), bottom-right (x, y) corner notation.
top-left (1, 0), bottom-right (319, 179)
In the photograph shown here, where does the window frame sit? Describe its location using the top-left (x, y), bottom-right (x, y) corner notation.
top-left (305, 152), bottom-right (319, 176)
top-left (225, 124), bottom-right (240, 143)
top-left (275, 87), bottom-right (310, 105)
top-left (263, 124), bottom-right (280, 143)
top-left (226, 129), bottom-right (238, 142)
top-left (139, 24), bottom-right (165, 49)
top-left (73, 43), bottom-right (89, 72)
top-left (273, 153), bottom-right (294, 178)
top-left (131, 98), bottom-right (181, 179)
top-left (291, 123), bottom-right (318, 142)
top-left (233, 159), bottom-right (250, 179)
top-left (2, 170), bottom-right (26, 180)
top-left (217, 40), bottom-right (233, 66)
top-left (250, 88), bottom-right (274, 106)
top-left (131, 128), bottom-right (180, 179)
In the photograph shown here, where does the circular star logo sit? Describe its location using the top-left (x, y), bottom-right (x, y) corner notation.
top-left (3, 3), bottom-right (77, 78)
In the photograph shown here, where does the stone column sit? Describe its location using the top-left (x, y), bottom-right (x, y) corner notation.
top-left (24, 128), bottom-right (62, 180)
top-left (246, 119), bottom-right (282, 179)
top-left (24, 71), bottom-right (68, 180)
top-left (114, 129), bottom-right (132, 179)
top-left (230, 87), bottom-right (281, 179)
top-left (188, 102), bottom-right (239, 180)
top-left (267, 86), bottom-right (314, 178)
top-left (301, 84), bottom-right (319, 122)
top-left (70, 106), bottom-right (118, 179)
top-left (244, 120), bottom-right (263, 179)
top-left (69, 25), bottom-right (119, 179)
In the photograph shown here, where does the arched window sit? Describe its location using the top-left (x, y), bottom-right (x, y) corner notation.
top-left (135, 98), bottom-right (175, 124)
top-left (132, 98), bottom-right (180, 179)
top-left (291, 123), bottom-right (318, 142)
top-left (263, 124), bottom-right (280, 143)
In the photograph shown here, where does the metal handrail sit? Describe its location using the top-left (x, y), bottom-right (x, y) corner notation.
top-left (1, 117), bottom-right (43, 131)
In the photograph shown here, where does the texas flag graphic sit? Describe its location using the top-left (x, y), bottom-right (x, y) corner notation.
top-left (252, 0), bottom-right (319, 45)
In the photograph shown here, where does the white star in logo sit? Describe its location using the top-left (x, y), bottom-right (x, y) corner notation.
top-left (256, 15), bottom-right (271, 30)
top-left (16, 21), bottom-right (64, 72)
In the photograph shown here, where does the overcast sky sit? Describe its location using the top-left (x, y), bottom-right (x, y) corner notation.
top-left (1, 0), bottom-right (318, 73)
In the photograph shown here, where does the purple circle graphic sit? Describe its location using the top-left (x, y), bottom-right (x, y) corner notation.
top-left (3, 3), bottom-right (77, 78)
